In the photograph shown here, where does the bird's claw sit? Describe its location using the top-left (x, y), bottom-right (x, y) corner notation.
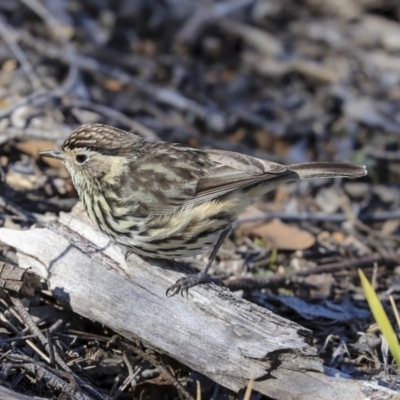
top-left (166, 273), bottom-right (214, 298)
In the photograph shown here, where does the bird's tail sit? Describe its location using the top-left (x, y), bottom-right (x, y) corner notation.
top-left (288, 162), bottom-right (367, 179)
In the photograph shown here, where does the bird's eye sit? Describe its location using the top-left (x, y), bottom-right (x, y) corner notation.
top-left (75, 154), bottom-right (88, 164)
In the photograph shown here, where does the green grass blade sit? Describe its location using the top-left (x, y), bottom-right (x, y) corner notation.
top-left (358, 269), bottom-right (400, 369)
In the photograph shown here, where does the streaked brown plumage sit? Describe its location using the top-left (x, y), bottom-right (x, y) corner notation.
top-left (40, 123), bottom-right (367, 295)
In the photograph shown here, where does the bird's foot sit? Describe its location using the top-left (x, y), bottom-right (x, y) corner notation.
top-left (166, 273), bottom-right (220, 298)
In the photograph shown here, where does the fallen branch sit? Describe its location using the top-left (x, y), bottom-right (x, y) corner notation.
top-left (0, 209), bottom-right (396, 399)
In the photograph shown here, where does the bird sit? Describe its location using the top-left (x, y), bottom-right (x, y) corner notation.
top-left (39, 123), bottom-right (367, 296)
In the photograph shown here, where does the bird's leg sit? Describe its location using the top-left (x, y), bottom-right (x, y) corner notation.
top-left (166, 226), bottom-right (232, 297)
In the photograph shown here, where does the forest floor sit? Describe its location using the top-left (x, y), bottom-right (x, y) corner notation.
top-left (1, 0), bottom-right (400, 399)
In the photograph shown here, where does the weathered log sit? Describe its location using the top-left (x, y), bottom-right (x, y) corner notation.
top-left (0, 209), bottom-right (396, 400)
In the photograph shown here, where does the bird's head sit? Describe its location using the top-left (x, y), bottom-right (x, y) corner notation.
top-left (39, 123), bottom-right (144, 192)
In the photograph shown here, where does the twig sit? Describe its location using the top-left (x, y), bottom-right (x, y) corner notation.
top-left (120, 340), bottom-right (195, 400)
top-left (63, 329), bottom-right (111, 343)
top-left (121, 352), bottom-right (138, 390)
top-left (0, 312), bottom-right (21, 335)
top-left (26, 339), bottom-right (51, 363)
top-left (113, 353), bottom-right (141, 399)
top-left (1, 306), bottom-right (51, 362)
top-left (46, 329), bottom-right (56, 367)
top-left (371, 262), bottom-right (378, 289)
top-left (243, 378), bottom-right (255, 400)
top-left (237, 210), bottom-right (400, 224)
top-left (224, 254), bottom-right (400, 292)
top-left (389, 296), bottom-right (400, 331)
top-left (6, 353), bottom-right (89, 400)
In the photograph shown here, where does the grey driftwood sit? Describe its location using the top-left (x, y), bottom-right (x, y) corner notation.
top-left (0, 207), bottom-right (396, 400)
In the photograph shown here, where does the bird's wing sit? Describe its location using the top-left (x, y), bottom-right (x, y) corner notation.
top-left (191, 149), bottom-right (288, 203)
top-left (122, 144), bottom-right (290, 215)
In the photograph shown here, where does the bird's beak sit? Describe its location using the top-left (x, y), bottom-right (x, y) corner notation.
top-left (39, 149), bottom-right (65, 161)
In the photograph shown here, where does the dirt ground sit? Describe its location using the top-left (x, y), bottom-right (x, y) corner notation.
top-left (1, 0), bottom-right (400, 399)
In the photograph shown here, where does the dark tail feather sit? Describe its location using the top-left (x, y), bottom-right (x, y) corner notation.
top-left (288, 162), bottom-right (367, 179)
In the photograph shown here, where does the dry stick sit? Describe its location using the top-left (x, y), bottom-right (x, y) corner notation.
top-left (46, 328), bottom-right (56, 367)
top-left (9, 296), bottom-right (108, 400)
top-left (243, 378), bottom-right (255, 400)
top-left (24, 338), bottom-right (51, 364)
top-left (65, 329), bottom-right (111, 342)
top-left (48, 317), bottom-right (67, 334)
top-left (0, 312), bottom-right (21, 335)
top-left (196, 381), bottom-right (201, 400)
top-left (389, 296), bottom-right (400, 331)
top-left (224, 254), bottom-right (400, 292)
top-left (113, 354), bottom-right (141, 400)
top-left (371, 262), bottom-right (378, 290)
top-left (1, 307), bottom-right (51, 362)
top-left (120, 340), bottom-right (195, 400)
top-left (0, 334), bottom-right (37, 343)
top-left (117, 371), bottom-right (140, 397)
top-left (237, 209), bottom-right (400, 224)
top-left (6, 353), bottom-right (89, 400)
top-left (121, 352), bottom-right (137, 391)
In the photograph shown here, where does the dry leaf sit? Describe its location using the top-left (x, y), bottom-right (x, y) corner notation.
top-left (245, 218), bottom-right (316, 250)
